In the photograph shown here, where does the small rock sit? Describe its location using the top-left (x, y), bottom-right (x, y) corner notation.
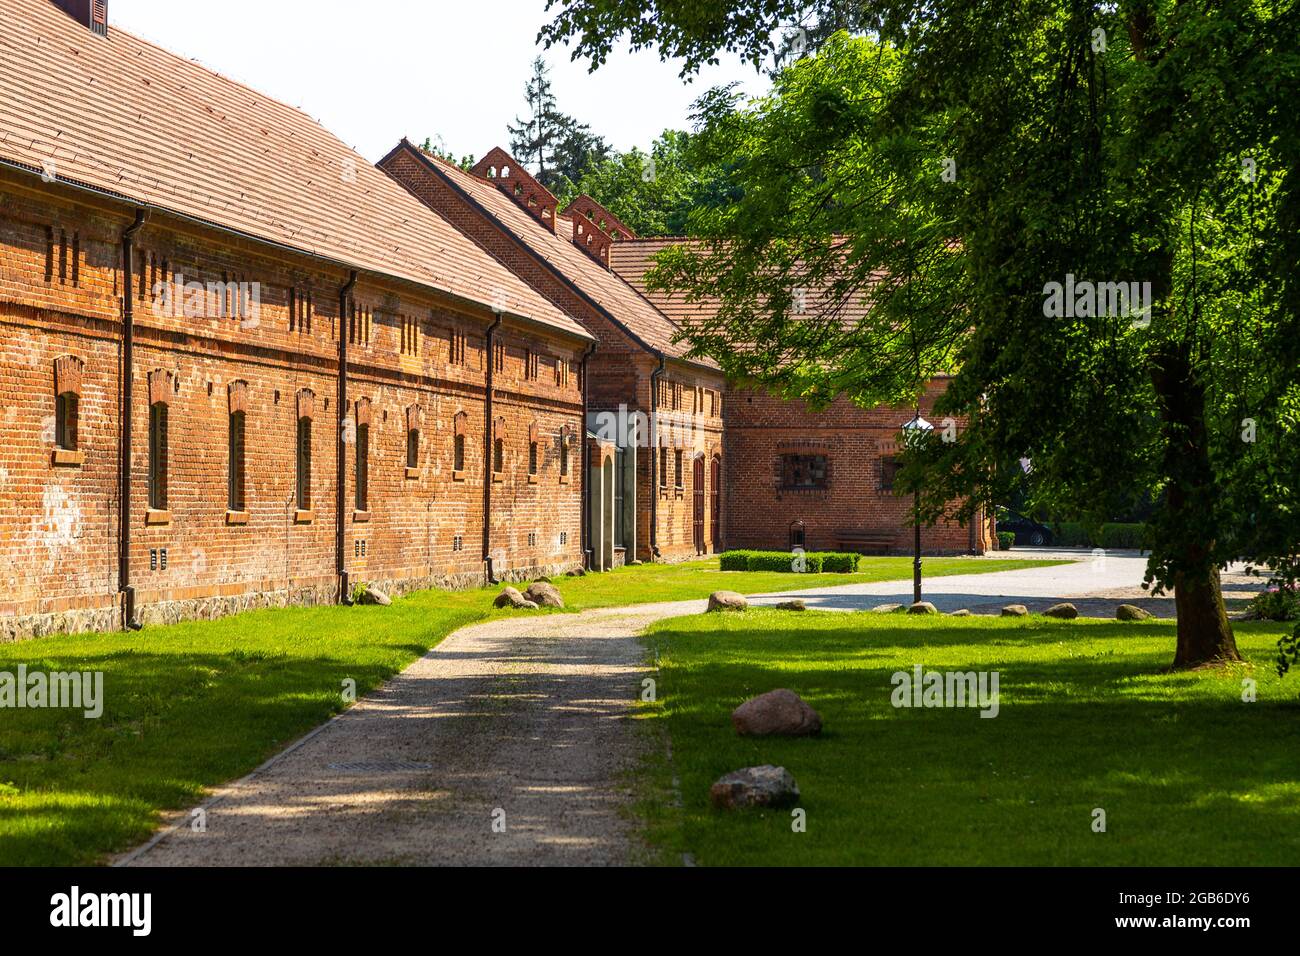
top-left (566, 568), bottom-right (587, 577)
top-left (525, 582), bottom-right (565, 608)
top-left (709, 765), bottom-right (800, 810)
top-left (520, 600), bottom-right (540, 610)
top-left (872, 604), bottom-right (905, 614)
top-left (1117, 604), bottom-right (1152, 621)
top-left (358, 586), bottom-right (391, 606)
top-left (708, 590), bottom-right (748, 612)
top-left (1044, 602), bottom-right (1078, 620)
top-left (494, 586), bottom-right (527, 609)
top-left (1002, 604), bottom-right (1029, 617)
top-left (732, 689), bottom-right (822, 737)
top-left (950, 609), bottom-right (973, 617)
top-left (534, 575), bottom-right (552, 583)
top-left (908, 601), bottom-right (939, 615)
top-left (775, 600), bottom-right (806, 612)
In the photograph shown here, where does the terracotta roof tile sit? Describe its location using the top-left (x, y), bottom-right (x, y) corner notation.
top-left (409, 145), bottom-right (716, 369)
top-left (0, 0), bottom-right (588, 340)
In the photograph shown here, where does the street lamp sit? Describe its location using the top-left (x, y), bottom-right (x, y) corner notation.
top-left (900, 413), bottom-right (933, 604)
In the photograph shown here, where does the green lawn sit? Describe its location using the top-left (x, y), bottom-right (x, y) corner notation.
top-left (551, 555), bottom-right (1065, 609)
top-left (1, 555), bottom-right (1061, 866)
top-left (637, 609), bottom-right (1300, 866)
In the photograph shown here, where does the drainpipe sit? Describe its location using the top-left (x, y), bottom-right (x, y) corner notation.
top-left (118, 209), bottom-right (147, 631)
top-left (648, 355), bottom-right (666, 560)
top-left (580, 340), bottom-right (598, 570)
top-left (483, 311), bottom-right (504, 584)
top-left (336, 271), bottom-right (357, 604)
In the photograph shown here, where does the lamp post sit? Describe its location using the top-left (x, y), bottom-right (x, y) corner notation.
top-left (901, 413), bottom-right (933, 604)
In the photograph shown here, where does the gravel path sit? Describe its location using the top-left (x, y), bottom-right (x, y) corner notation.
top-left (120, 602), bottom-right (701, 867)
top-left (118, 553), bottom-right (1267, 867)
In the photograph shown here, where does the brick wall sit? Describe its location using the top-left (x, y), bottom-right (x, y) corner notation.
top-left (724, 380), bottom-right (992, 555)
top-left (0, 169), bottom-right (586, 640)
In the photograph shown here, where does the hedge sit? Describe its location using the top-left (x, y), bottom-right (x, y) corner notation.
top-left (719, 550), bottom-right (862, 573)
top-left (1049, 522), bottom-right (1147, 550)
top-left (997, 531), bottom-right (1016, 551)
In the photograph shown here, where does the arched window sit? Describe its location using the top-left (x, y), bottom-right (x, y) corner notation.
top-left (406, 404), bottom-right (423, 475)
top-left (453, 410), bottom-right (468, 475)
top-left (296, 390), bottom-right (314, 513)
top-left (147, 369), bottom-right (173, 512)
top-left (789, 520), bottom-right (806, 550)
top-left (227, 381), bottom-right (248, 512)
top-left (53, 355), bottom-right (83, 463)
top-left (354, 398), bottom-right (370, 512)
top-left (493, 416), bottom-right (507, 476)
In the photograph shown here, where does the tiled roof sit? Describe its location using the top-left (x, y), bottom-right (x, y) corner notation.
top-left (0, 0), bottom-right (588, 340)
top-left (404, 144), bottom-right (717, 370)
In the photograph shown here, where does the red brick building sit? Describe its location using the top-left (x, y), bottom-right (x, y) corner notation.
top-left (610, 239), bottom-right (994, 557)
top-left (1, 0), bottom-right (989, 641)
top-left (378, 144), bottom-right (729, 568)
top-left (0, 0), bottom-right (593, 639)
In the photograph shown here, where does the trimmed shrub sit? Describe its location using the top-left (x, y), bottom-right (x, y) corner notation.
top-left (1048, 522), bottom-right (1147, 549)
top-left (997, 531), bottom-right (1016, 551)
top-left (718, 550), bottom-right (860, 573)
top-left (1249, 585), bottom-right (1300, 622)
top-left (1051, 522), bottom-right (1090, 547)
top-left (1099, 523), bottom-right (1146, 550)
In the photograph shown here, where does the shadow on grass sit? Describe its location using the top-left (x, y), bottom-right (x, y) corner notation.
top-left (641, 615), bottom-right (1300, 866)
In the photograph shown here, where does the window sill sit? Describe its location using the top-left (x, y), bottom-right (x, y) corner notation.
top-left (353, 510), bottom-right (371, 523)
top-left (527, 473), bottom-right (538, 484)
top-left (294, 509), bottom-right (315, 524)
top-left (52, 448), bottom-right (84, 467)
top-left (145, 509), bottom-right (172, 527)
top-left (405, 467), bottom-right (421, 480)
top-left (452, 469), bottom-right (466, 482)
top-left (492, 473), bottom-right (504, 484)
top-left (559, 474), bottom-right (571, 485)
top-left (225, 510), bottom-right (250, 526)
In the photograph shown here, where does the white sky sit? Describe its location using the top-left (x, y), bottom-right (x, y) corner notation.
top-left (109, 0), bottom-right (770, 164)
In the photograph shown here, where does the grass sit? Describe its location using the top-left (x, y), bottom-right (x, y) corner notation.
top-left (638, 609), bottom-right (1300, 866)
top-left (548, 555), bottom-right (1066, 609)
top-left (0, 555), bottom-right (1064, 866)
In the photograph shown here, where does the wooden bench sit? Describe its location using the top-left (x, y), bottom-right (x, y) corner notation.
top-left (836, 530), bottom-right (900, 555)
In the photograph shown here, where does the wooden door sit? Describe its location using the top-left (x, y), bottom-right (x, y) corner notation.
top-left (711, 456), bottom-right (721, 551)
top-left (692, 456), bottom-right (705, 554)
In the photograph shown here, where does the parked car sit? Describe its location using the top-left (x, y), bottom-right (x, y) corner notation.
top-left (996, 509), bottom-right (1054, 547)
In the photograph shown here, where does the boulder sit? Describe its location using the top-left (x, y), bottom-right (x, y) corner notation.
top-left (708, 590), bottom-right (748, 612)
top-left (358, 586), bottom-right (391, 606)
top-left (566, 568), bottom-right (587, 577)
top-left (494, 586), bottom-right (531, 609)
top-left (534, 575), bottom-right (552, 584)
top-left (775, 600), bottom-right (807, 612)
top-left (949, 609), bottom-right (973, 617)
top-left (1001, 604), bottom-right (1029, 617)
top-left (524, 582), bottom-right (565, 609)
top-left (908, 601), bottom-right (939, 615)
top-left (1117, 604), bottom-right (1152, 622)
top-left (709, 765), bottom-right (800, 810)
top-left (872, 603), bottom-right (905, 614)
top-left (1044, 602), bottom-right (1078, 620)
top-left (520, 600), bottom-right (540, 610)
top-left (732, 689), bottom-right (822, 737)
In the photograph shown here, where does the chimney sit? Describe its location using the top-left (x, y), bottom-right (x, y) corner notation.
top-left (51, 0), bottom-right (108, 37)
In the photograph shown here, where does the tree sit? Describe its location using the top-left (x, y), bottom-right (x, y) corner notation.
top-left (545, 1), bottom-right (1300, 669)
top-left (559, 129), bottom-right (740, 235)
top-left (508, 56), bottom-right (610, 193)
top-left (418, 136), bottom-right (474, 171)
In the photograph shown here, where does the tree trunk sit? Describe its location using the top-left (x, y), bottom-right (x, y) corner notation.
top-left (1171, 564), bottom-right (1240, 668)
top-left (1151, 342), bottom-right (1242, 669)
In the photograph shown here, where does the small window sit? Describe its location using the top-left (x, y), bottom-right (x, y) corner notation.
top-left (789, 520), bottom-right (806, 550)
top-left (493, 437), bottom-right (505, 474)
top-left (674, 449), bottom-right (683, 489)
top-left (148, 402), bottom-right (168, 510)
top-left (296, 417), bottom-right (312, 510)
top-left (560, 438), bottom-right (569, 477)
top-left (781, 454), bottom-right (828, 491)
top-left (529, 440), bottom-right (538, 475)
top-left (407, 427), bottom-right (420, 470)
top-left (228, 410), bottom-right (246, 511)
top-left (659, 446), bottom-right (668, 488)
top-left (454, 433), bottom-right (466, 472)
top-left (880, 456), bottom-right (902, 492)
top-left (56, 391), bottom-right (78, 451)
top-left (355, 423), bottom-right (369, 510)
